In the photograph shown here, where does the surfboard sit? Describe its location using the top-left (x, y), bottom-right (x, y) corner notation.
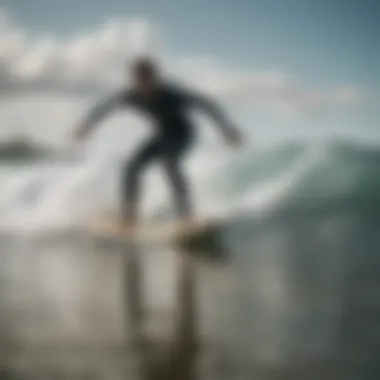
top-left (86, 212), bottom-right (226, 255)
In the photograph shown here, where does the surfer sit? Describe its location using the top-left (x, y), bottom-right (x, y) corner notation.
top-left (72, 57), bottom-right (243, 232)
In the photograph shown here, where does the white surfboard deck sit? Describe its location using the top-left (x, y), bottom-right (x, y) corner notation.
top-left (86, 212), bottom-right (225, 246)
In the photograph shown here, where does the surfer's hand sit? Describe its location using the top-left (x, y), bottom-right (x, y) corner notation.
top-left (71, 126), bottom-right (88, 144)
top-left (225, 128), bottom-right (244, 148)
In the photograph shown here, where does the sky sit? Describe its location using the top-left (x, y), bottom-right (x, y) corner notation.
top-left (0, 0), bottom-right (379, 147)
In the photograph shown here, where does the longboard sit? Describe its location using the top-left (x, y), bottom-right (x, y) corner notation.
top-left (86, 212), bottom-right (227, 256)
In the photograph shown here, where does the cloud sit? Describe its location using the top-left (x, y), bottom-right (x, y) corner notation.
top-left (0, 8), bottom-right (157, 95)
top-left (0, 7), bottom-right (368, 114)
top-left (171, 58), bottom-right (368, 113)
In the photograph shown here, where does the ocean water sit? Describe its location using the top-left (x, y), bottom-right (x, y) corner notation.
top-left (0, 139), bottom-right (380, 379)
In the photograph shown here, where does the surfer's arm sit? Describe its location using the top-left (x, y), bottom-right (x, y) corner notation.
top-left (186, 91), bottom-right (243, 145)
top-left (73, 91), bottom-right (129, 141)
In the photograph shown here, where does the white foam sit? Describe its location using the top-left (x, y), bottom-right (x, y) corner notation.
top-left (0, 143), bottom-right (323, 231)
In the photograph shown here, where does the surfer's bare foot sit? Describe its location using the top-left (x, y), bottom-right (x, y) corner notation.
top-left (176, 218), bottom-right (198, 236)
top-left (121, 219), bottom-right (137, 236)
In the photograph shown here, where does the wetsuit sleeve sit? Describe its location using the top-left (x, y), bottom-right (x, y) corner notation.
top-left (77, 91), bottom-right (133, 137)
top-left (183, 90), bottom-right (237, 136)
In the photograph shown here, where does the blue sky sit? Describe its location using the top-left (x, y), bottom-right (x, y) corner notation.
top-left (1, 0), bottom-right (379, 143)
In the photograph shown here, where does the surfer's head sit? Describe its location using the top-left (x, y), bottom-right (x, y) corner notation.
top-left (131, 57), bottom-right (159, 94)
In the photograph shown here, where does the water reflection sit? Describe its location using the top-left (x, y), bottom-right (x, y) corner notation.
top-left (228, 212), bottom-right (380, 380)
top-left (0, 235), bottom-right (206, 379)
top-left (0, 210), bottom-right (380, 379)
top-left (123, 242), bottom-right (198, 380)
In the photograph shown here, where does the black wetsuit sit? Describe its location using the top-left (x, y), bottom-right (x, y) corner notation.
top-left (82, 82), bottom-right (234, 220)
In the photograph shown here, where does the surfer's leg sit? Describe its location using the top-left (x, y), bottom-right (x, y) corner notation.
top-left (122, 139), bottom-right (160, 225)
top-left (161, 138), bottom-right (193, 221)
